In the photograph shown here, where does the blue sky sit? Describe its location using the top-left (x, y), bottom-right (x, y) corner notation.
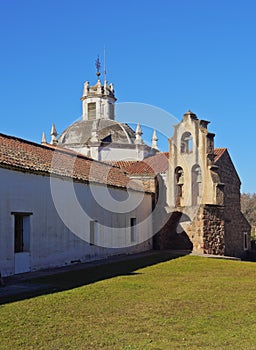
top-left (0, 0), bottom-right (255, 193)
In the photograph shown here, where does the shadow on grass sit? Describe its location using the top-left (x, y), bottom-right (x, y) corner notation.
top-left (0, 250), bottom-right (190, 305)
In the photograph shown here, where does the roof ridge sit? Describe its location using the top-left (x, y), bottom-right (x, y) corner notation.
top-left (0, 132), bottom-right (49, 149)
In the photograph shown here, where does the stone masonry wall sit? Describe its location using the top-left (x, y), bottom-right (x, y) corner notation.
top-left (185, 206), bottom-right (204, 253)
top-left (185, 205), bottom-right (225, 255)
top-left (202, 205), bottom-right (225, 255)
top-left (153, 149), bottom-right (250, 257)
top-left (154, 204), bottom-right (225, 254)
top-left (153, 210), bottom-right (193, 251)
top-left (215, 151), bottom-right (251, 257)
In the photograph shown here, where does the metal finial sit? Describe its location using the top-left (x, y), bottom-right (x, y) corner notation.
top-left (104, 47), bottom-right (107, 82)
top-left (95, 55), bottom-right (101, 77)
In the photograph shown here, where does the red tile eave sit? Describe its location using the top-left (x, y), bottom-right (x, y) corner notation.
top-left (214, 148), bottom-right (227, 163)
top-left (107, 152), bottom-right (169, 176)
top-left (0, 133), bottom-right (149, 192)
top-left (0, 132), bottom-right (228, 193)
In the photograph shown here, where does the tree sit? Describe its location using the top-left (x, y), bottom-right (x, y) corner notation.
top-left (241, 193), bottom-right (256, 236)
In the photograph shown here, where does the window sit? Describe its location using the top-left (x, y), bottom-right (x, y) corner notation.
top-left (88, 102), bottom-right (96, 120)
top-left (175, 167), bottom-right (184, 206)
top-left (101, 134), bottom-right (112, 143)
top-left (130, 218), bottom-right (136, 243)
top-left (191, 165), bottom-right (202, 206)
top-left (90, 220), bottom-right (98, 246)
top-left (181, 132), bottom-right (193, 154)
top-left (243, 232), bottom-right (248, 251)
top-left (12, 212), bottom-right (32, 253)
top-left (109, 102), bottom-right (114, 119)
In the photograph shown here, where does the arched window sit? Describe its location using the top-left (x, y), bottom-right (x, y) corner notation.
top-left (191, 165), bottom-right (202, 206)
top-left (181, 132), bottom-right (193, 154)
top-left (175, 167), bottom-right (184, 206)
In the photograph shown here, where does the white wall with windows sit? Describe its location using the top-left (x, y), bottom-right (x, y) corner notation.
top-left (0, 167), bottom-right (153, 277)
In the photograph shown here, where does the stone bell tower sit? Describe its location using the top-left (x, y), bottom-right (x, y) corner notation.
top-left (167, 110), bottom-right (220, 209)
top-left (80, 56), bottom-right (117, 121)
top-left (165, 110), bottom-right (225, 255)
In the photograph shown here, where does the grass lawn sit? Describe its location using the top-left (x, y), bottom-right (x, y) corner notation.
top-left (0, 253), bottom-right (256, 349)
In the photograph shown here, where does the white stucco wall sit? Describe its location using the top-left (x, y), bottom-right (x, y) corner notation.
top-left (60, 145), bottom-right (147, 161)
top-left (0, 167), bottom-right (153, 277)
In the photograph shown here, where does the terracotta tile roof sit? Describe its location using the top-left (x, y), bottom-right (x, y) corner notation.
top-left (108, 152), bottom-right (169, 176)
top-left (0, 133), bottom-right (146, 192)
top-left (110, 148), bottom-right (227, 175)
top-left (214, 148), bottom-right (227, 163)
top-left (105, 160), bottom-right (137, 171)
top-left (0, 132), bottom-right (225, 191)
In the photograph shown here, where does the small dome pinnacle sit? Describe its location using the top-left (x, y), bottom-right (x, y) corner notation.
top-left (50, 124), bottom-right (58, 145)
top-left (51, 123), bottom-right (57, 136)
top-left (41, 132), bottom-right (47, 144)
top-left (151, 130), bottom-right (159, 150)
top-left (136, 122), bottom-right (142, 135)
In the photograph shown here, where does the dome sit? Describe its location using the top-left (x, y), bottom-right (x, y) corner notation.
top-left (58, 119), bottom-right (136, 146)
